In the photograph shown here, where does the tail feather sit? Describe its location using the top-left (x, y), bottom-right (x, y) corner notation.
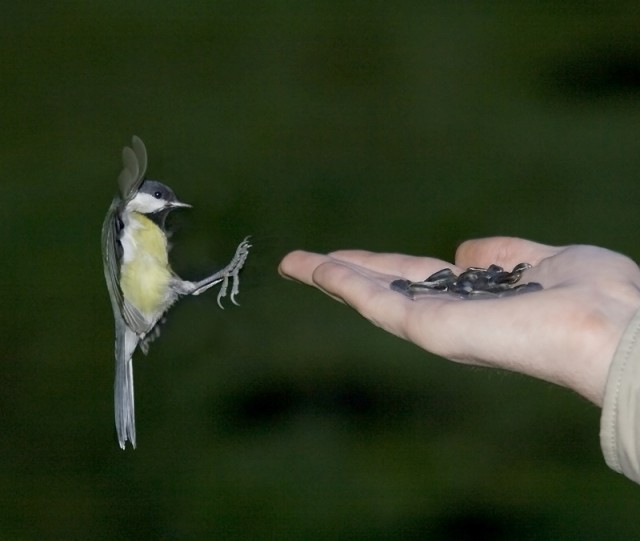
top-left (115, 326), bottom-right (138, 449)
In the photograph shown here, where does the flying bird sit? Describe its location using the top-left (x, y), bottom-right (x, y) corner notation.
top-left (102, 136), bottom-right (250, 449)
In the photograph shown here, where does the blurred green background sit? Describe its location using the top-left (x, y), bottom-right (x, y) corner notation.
top-left (3, 1), bottom-right (640, 539)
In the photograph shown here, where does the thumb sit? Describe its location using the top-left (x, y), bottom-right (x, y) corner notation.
top-left (455, 236), bottom-right (561, 269)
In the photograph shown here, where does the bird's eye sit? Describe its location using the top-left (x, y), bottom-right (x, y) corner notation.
top-left (153, 191), bottom-right (162, 199)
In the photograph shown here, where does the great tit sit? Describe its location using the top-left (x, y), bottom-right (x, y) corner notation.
top-left (102, 136), bottom-right (250, 449)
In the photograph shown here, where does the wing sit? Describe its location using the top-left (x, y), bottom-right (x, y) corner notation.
top-left (103, 135), bottom-right (156, 334)
top-left (118, 135), bottom-right (148, 201)
top-left (102, 196), bottom-right (126, 324)
top-left (101, 197), bottom-right (153, 334)
top-left (103, 137), bottom-right (150, 450)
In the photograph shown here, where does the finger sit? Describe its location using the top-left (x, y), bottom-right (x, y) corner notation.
top-left (279, 250), bottom-right (334, 286)
top-left (455, 237), bottom-right (561, 269)
top-left (327, 250), bottom-right (458, 282)
top-left (311, 259), bottom-right (421, 339)
top-left (311, 258), bottom-right (538, 366)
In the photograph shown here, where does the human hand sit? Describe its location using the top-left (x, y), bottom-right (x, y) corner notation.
top-left (279, 237), bottom-right (640, 405)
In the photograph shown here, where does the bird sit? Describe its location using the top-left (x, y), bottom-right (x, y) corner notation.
top-left (101, 136), bottom-right (251, 449)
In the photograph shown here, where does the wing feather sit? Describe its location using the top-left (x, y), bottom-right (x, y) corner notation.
top-left (103, 137), bottom-right (153, 334)
top-left (118, 136), bottom-right (148, 201)
top-left (101, 196), bottom-right (125, 322)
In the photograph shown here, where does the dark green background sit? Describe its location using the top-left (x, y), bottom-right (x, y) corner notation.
top-left (3, 2), bottom-right (640, 539)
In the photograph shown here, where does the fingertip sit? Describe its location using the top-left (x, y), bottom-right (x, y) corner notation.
top-left (278, 249), bottom-right (321, 275)
top-left (311, 258), bottom-right (343, 285)
top-left (310, 258), bottom-right (400, 310)
top-left (278, 249), bottom-right (306, 278)
top-left (310, 260), bottom-right (349, 302)
top-left (278, 250), bottom-right (334, 286)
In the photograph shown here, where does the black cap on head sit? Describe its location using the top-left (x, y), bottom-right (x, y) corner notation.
top-left (139, 180), bottom-right (179, 204)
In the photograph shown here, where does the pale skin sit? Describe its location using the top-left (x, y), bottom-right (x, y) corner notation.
top-left (279, 237), bottom-right (640, 406)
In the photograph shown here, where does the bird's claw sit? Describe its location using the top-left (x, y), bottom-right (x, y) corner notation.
top-left (215, 237), bottom-right (251, 309)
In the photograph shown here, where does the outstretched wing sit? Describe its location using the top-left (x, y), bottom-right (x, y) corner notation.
top-left (118, 135), bottom-right (148, 201)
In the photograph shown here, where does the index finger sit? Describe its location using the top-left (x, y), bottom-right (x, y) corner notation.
top-left (327, 250), bottom-right (459, 282)
top-left (310, 258), bottom-right (434, 340)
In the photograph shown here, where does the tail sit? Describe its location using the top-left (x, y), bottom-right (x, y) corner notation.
top-left (115, 326), bottom-right (138, 449)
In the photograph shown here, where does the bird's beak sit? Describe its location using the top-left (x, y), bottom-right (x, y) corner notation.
top-left (171, 200), bottom-right (192, 208)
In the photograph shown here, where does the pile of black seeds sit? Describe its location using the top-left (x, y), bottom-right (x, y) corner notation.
top-left (390, 263), bottom-right (543, 300)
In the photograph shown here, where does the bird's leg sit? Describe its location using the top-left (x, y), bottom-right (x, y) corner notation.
top-left (183, 237), bottom-right (251, 308)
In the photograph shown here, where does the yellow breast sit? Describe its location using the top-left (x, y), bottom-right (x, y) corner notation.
top-left (120, 213), bottom-right (173, 317)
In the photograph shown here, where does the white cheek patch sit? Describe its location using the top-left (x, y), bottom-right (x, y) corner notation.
top-left (128, 192), bottom-right (165, 213)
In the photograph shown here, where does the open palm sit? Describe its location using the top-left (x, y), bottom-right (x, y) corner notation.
top-left (280, 237), bottom-right (640, 405)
